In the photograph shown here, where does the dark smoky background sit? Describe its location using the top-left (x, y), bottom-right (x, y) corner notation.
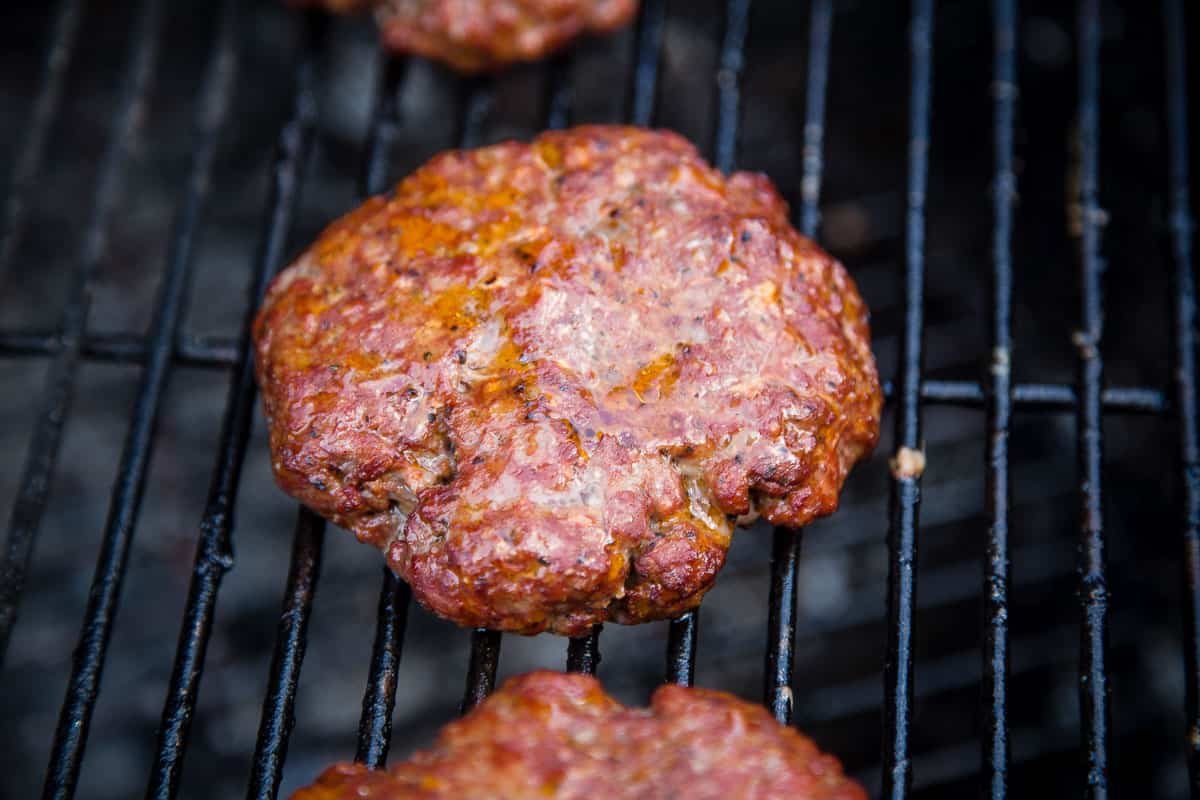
top-left (0, 1), bottom-right (1192, 798)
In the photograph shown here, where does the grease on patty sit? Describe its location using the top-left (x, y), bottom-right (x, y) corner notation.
top-left (254, 125), bottom-right (881, 635)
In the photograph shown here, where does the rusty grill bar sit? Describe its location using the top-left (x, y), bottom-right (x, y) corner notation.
top-left (0, 1), bottom-right (1195, 799)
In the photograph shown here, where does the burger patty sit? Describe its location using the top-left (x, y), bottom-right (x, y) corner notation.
top-left (253, 125), bottom-right (881, 635)
top-left (292, 0), bottom-right (639, 72)
top-left (291, 671), bottom-right (866, 800)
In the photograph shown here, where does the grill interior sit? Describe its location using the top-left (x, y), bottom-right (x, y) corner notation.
top-left (0, 1), bottom-right (1196, 798)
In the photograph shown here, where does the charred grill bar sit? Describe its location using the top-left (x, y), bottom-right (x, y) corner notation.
top-left (0, 1), bottom-right (1194, 799)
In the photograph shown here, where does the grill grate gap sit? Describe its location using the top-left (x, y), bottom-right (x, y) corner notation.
top-left (982, 0), bottom-right (1017, 797)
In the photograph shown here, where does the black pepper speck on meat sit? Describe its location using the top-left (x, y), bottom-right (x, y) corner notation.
top-left (253, 125), bottom-right (881, 636)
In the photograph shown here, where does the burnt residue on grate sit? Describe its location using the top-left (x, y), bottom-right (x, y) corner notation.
top-left (0, 1), bottom-right (1193, 799)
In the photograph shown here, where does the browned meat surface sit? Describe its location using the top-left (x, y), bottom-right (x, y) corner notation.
top-left (291, 671), bottom-right (867, 800)
top-left (290, 0), bottom-right (639, 72)
top-left (253, 125), bottom-right (881, 635)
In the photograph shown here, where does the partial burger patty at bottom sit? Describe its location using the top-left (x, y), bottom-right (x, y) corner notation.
top-left (291, 671), bottom-right (867, 800)
top-left (291, 0), bottom-right (639, 72)
top-left (253, 125), bottom-right (881, 635)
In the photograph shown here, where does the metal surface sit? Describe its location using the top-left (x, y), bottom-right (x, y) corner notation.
top-left (48, 3), bottom-right (237, 793)
top-left (1074, 2), bottom-right (1110, 796)
top-left (144, 12), bottom-right (324, 799)
top-left (566, 627), bottom-right (601, 675)
top-left (1164, 0), bottom-right (1200, 795)
top-left (0, 0), bottom-right (164, 671)
top-left (881, 1), bottom-right (933, 797)
top-left (984, 1), bottom-right (1017, 797)
top-left (246, 508), bottom-right (325, 800)
top-left (0, 2), bottom-right (1194, 798)
top-left (0, 0), bottom-right (84, 283)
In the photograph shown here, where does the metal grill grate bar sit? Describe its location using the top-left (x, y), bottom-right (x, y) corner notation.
top-left (2, 2), bottom-right (1191, 795)
top-left (1163, 0), bottom-right (1199, 795)
top-left (882, 0), bottom-right (933, 797)
top-left (665, 610), bottom-right (699, 687)
top-left (1074, 2), bottom-right (1111, 796)
top-left (566, 627), bottom-right (601, 674)
top-left (246, 508), bottom-right (325, 800)
top-left (763, 0), bottom-right (832, 726)
top-left (544, 52), bottom-right (573, 131)
top-left (983, 1), bottom-right (1016, 797)
top-left (711, 0), bottom-right (751, 175)
top-left (145, 13), bottom-right (324, 799)
top-left (461, 630), bottom-right (503, 713)
top-left (627, 0), bottom-right (666, 128)
top-left (0, 330), bottom-right (240, 367)
top-left (0, 0), bottom-right (85, 284)
top-left (46, 4), bottom-right (237, 796)
top-left (353, 55), bottom-right (414, 772)
top-left (0, 0), bottom-right (163, 671)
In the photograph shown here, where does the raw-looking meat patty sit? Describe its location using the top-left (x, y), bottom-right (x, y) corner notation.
top-left (253, 125), bottom-right (881, 636)
top-left (290, 0), bottom-right (639, 72)
top-left (291, 671), bottom-right (867, 800)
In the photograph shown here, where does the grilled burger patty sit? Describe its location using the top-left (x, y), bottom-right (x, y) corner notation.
top-left (253, 125), bottom-right (881, 635)
top-left (292, 671), bottom-right (866, 800)
top-left (292, 0), bottom-right (639, 72)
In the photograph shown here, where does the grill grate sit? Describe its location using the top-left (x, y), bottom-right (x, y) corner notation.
top-left (0, 1), bottom-right (1195, 799)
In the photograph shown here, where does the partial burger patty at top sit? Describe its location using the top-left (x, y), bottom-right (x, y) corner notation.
top-left (253, 125), bottom-right (881, 636)
top-left (292, 671), bottom-right (867, 800)
top-left (292, 0), bottom-right (639, 72)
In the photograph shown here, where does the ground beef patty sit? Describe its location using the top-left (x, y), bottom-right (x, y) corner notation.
top-left (254, 125), bottom-right (881, 636)
top-left (291, 671), bottom-right (866, 800)
top-left (292, 0), bottom-right (638, 72)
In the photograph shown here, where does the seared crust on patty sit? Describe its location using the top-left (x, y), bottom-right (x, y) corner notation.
top-left (290, 0), bottom-right (639, 72)
top-left (253, 125), bottom-right (880, 635)
top-left (291, 671), bottom-right (867, 800)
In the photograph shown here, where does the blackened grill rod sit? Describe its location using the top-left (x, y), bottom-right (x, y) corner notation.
top-left (145, 13), bottom-right (325, 800)
top-left (354, 54), bottom-right (414, 771)
top-left (461, 629), bottom-right (503, 714)
top-left (764, 529), bottom-right (801, 721)
top-left (356, 570), bottom-right (412, 767)
top-left (0, 329), bottom-right (241, 367)
top-left (566, 627), bottom-right (602, 674)
top-left (0, 0), bottom-right (163, 671)
top-left (1073, 2), bottom-right (1110, 796)
top-left (882, 1), bottom-right (933, 797)
top-left (798, 0), bottom-right (832, 240)
top-left (0, 0), bottom-right (84, 285)
top-left (764, 0), bottom-right (832, 725)
top-left (983, 1), bottom-right (1016, 797)
top-left (544, 52), bottom-right (573, 131)
top-left (1163, 0), bottom-right (1200, 794)
top-left (51, 2), bottom-right (237, 794)
top-left (712, 0), bottom-right (751, 175)
top-left (245, 508), bottom-right (325, 800)
top-left (627, 0), bottom-right (667, 128)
